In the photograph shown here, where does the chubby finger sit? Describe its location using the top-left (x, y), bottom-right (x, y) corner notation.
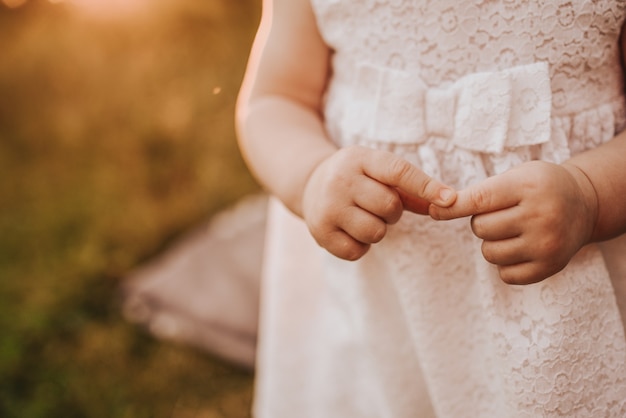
top-left (321, 229), bottom-right (371, 261)
top-left (481, 237), bottom-right (529, 266)
top-left (470, 206), bottom-right (524, 240)
top-left (497, 262), bottom-right (562, 286)
top-left (353, 179), bottom-right (404, 224)
top-left (430, 173), bottom-right (521, 220)
top-left (339, 207), bottom-right (388, 244)
top-left (359, 148), bottom-right (456, 207)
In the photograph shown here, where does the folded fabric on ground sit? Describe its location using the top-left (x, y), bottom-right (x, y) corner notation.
top-left (121, 193), bottom-right (267, 369)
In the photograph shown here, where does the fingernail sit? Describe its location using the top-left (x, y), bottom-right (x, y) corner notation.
top-left (439, 188), bottom-right (454, 203)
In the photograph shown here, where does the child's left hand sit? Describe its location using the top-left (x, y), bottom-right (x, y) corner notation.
top-left (429, 161), bottom-right (598, 285)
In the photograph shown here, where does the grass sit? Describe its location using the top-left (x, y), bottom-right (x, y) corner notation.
top-left (0, 0), bottom-right (261, 416)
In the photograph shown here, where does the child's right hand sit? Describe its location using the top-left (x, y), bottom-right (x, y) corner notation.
top-left (301, 146), bottom-right (457, 260)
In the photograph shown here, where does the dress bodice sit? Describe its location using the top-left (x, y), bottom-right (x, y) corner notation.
top-left (312, 0), bottom-right (625, 112)
top-left (311, 0), bottom-right (626, 187)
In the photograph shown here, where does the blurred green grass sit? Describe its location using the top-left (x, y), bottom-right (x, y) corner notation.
top-left (0, 0), bottom-right (261, 416)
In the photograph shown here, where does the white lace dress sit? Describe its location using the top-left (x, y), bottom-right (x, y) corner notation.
top-left (254, 1), bottom-right (626, 417)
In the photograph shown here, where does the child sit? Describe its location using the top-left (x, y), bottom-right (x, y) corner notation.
top-left (236, 0), bottom-right (626, 416)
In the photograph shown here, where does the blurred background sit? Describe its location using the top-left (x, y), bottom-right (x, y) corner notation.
top-left (0, 0), bottom-right (262, 416)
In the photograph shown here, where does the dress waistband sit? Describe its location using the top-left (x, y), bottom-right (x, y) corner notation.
top-left (344, 61), bottom-right (552, 155)
top-left (326, 61), bottom-right (626, 180)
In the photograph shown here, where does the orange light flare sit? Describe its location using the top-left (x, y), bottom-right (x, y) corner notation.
top-left (2, 0), bottom-right (28, 8)
top-left (1, 0), bottom-right (153, 19)
top-left (0, 0), bottom-right (154, 18)
top-left (55, 0), bottom-right (152, 19)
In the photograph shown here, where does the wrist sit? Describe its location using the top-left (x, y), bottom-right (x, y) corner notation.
top-left (295, 148), bottom-right (336, 218)
top-left (561, 162), bottom-right (600, 243)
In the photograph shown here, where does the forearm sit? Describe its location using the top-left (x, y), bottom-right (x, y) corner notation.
top-left (235, 0), bottom-right (332, 217)
top-left (565, 131), bottom-right (626, 242)
top-left (236, 94), bottom-right (336, 217)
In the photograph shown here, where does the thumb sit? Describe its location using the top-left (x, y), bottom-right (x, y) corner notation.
top-left (429, 174), bottom-right (519, 220)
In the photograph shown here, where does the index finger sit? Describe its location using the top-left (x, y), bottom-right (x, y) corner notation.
top-left (429, 173), bottom-right (521, 220)
top-left (361, 150), bottom-right (457, 207)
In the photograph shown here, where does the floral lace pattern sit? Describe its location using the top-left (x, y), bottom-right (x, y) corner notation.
top-left (255, 1), bottom-right (626, 417)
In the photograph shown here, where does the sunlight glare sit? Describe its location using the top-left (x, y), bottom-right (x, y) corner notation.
top-left (2, 0), bottom-right (28, 8)
top-left (49, 0), bottom-right (151, 18)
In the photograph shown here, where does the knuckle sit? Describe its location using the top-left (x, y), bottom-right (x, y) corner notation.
top-left (388, 158), bottom-right (415, 184)
top-left (310, 225), bottom-right (333, 249)
top-left (381, 194), bottom-right (403, 221)
top-left (369, 222), bottom-right (387, 244)
top-left (498, 267), bottom-right (523, 285)
top-left (428, 205), bottom-right (446, 220)
top-left (327, 231), bottom-right (369, 261)
top-left (470, 215), bottom-right (486, 238)
top-left (469, 187), bottom-right (491, 213)
top-left (413, 173), bottom-right (435, 199)
top-left (342, 241), bottom-right (369, 261)
top-left (480, 241), bottom-right (498, 264)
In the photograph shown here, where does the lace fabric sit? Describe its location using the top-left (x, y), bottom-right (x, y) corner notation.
top-left (254, 1), bottom-right (626, 417)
